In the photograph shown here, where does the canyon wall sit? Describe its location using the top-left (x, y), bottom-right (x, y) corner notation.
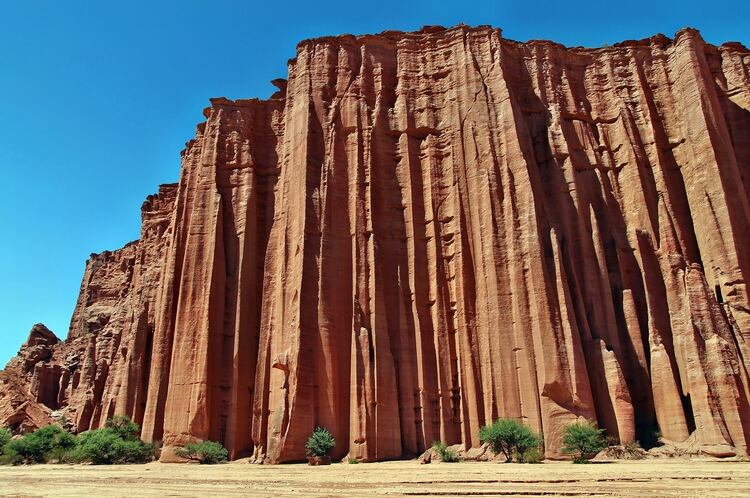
top-left (2, 25), bottom-right (750, 462)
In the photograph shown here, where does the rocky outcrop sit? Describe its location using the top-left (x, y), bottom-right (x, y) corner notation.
top-left (3, 185), bottom-right (177, 434)
top-left (2, 25), bottom-right (749, 463)
top-left (0, 325), bottom-right (57, 433)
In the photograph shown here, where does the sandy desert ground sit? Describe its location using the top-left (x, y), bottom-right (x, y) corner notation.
top-left (0, 459), bottom-right (748, 497)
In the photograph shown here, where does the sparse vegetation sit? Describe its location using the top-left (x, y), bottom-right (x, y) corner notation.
top-left (306, 427), bottom-right (335, 458)
top-left (479, 418), bottom-right (542, 463)
top-left (432, 441), bottom-right (460, 462)
top-left (517, 445), bottom-right (544, 463)
top-left (3, 424), bottom-right (75, 464)
top-left (599, 440), bottom-right (647, 460)
top-left (347, 456), bottom-right (360, 464)
top-left (562, 420), bottom-right (606, 463)
top-left (0, 428), bottom-right (11, 452)
top-left (175, 440), bottom-right (228, 464)
top-left (73, 427), bottom-right (154, 464)
top-left (105, 415), bottom-right (141, 441)
top-left (0, 416), bottom-right (154, 465)
top-left (46, 431), bottom-right (77, 463)
top-left (605, 434), bottom-right (620, 447)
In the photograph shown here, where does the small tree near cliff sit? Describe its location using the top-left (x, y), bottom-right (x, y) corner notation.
top-left (73, 416), bottom-right (155, 464)
top-left (479, 418), bottom-right (541, 463)
top-left (175, 441), bottom-right (228, 464)
top-left (73, 428), bottom-right (155, 464)
top-left (562, 420), bottom-right (606, 463)
top-left (306, 427), bottom-right (335, 457)
top-left (105, 415), bottom-right (140, 441)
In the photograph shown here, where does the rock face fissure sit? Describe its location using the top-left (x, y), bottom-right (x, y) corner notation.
top-left (2, 25), bottom-right (750, 462)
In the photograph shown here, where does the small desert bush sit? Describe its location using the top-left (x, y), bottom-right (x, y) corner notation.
top-left (0, 428), bottom-right (11, 450)
top-left (105, 415), bottom-right (141, 441)
top-left (175, 440), bottom-right (228, 464)
top-left (479, 418), bottom-right (541, 463)
top-left (0, 427), bottom-right (17, 465)
top-left (73, 427), bottom-right (155, 464)
top-left (73, 415), bottom-right (154, 465)
top-left (0, 448), bottom-right (20, 465)
top-left (562, 420), bottom-right (606, 463)
top-left (46, 433), bottom-right (78, 463)
top-left (347, 456), bottom-right (360, 464)
top-left (4, 424), bottom-right (75, 464)
top-left (306, 427), bottom-right (335, 457)
top-left (0, 427), bottom-right (13, 463)
top-left (516, 445), bottom-right (544, 463)
top-left (432, 441), bottom-right (460, 462)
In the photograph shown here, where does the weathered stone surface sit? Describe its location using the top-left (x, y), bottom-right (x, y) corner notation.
top-left (2, 25), bottom-right (750, 462)
top-left (0, 371), bottom-right (54, 434)
top-left (3, 184), bottom-right (177, 434)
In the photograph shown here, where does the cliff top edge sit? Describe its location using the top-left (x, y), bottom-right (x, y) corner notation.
top-left (292, 24), bottom-right (748, 54)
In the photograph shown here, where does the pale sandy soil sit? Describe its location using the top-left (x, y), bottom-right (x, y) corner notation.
top-left (0, 459), bottom-right (748, 497)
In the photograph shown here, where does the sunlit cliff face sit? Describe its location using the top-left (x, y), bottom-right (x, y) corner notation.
top-left (2, 25), bottom-right (750, 463)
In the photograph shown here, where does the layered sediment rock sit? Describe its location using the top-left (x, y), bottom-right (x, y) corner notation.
top-left (2, 25), bottom-right (749, 462)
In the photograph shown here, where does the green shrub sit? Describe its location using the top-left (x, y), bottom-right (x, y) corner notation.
top-left (347, 456), bottom-right (360, 464)
top-left (0, 417), bottom-right (154, 466)
top-left (175, 440), bottom-right (228, 464)
top-left (0, 427), bottom-right (20, 466)
top-left (118, 438), bottom-right (156, 463)
top-left (0, 428), bottom-right (11, 451)
top-left (5, 425), bottom-right (74, 464)
top-left (432, 441), bottom-right (460, 462)
top-left (45, 430), bottom-right (76, 463)
top-left (516, 446), bottom-right (544, 463)
top-left (0, 428), bottom-right (13, 465)
top-left (0, 448), bottom-right (21, 465)
top-left (105, 415), bottom-right (140, 441)
top-left (74, 428), bottom-right (154, 465)
top-left (73, 429), bottom-right (124, 464)
top-left (479, 418), bottom-right (541, 463)
top-left (306, 427), bottom-right (335, 457)
top-left (562, 420), bottom-right (606, 463)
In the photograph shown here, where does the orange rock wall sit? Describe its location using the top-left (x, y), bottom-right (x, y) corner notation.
top-left (3, 26), bottom-right (749, 462)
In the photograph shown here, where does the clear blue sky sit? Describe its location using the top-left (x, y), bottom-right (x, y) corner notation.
top-left (1, 0), bottom-right (748, 366)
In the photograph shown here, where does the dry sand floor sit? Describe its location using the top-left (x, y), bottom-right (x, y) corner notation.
top-left (0, 459), bottom-right (748, 497)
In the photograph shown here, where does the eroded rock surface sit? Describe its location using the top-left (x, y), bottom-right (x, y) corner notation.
top-left (2, 25), bottom-right (750, 462)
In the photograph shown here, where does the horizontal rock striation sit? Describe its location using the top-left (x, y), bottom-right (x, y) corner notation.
top-left (2, 25), bottom-right (750, 462)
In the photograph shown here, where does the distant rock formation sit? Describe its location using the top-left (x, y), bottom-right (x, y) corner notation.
top-left (2, 25), bottom-right (749, 462)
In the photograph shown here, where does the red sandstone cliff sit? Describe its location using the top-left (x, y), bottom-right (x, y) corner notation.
top-left (2, 25), bottom-right (750, 462)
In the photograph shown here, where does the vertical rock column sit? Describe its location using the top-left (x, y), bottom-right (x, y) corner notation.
top-left (155, 97), bottom-right (283, 458)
